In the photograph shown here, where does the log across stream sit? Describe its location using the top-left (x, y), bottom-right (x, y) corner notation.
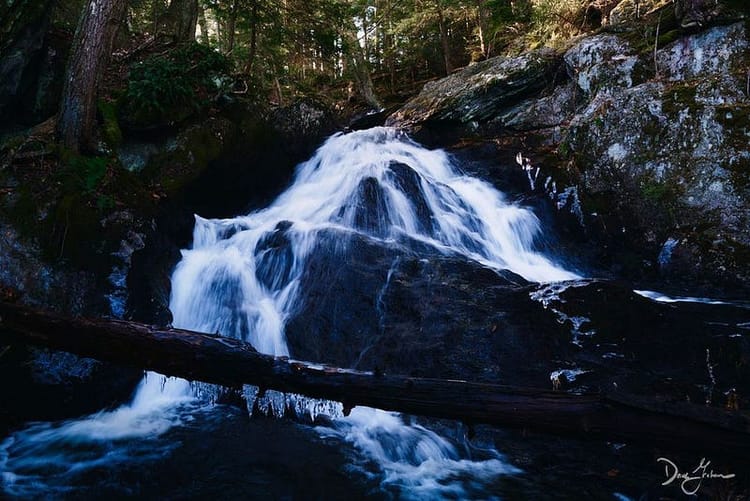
top-left (1, 300), bottom-right (748, 457)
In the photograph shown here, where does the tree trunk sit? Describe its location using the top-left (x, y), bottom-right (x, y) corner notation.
top-left (56, 0), bottom-right (127, 152)
top-left (1, 301), bottom-right (748, 457)
top-left (361, 7), bottom-right (369, 66)
top-left (273, 67), bottom-right (284, 106)
top-left (162, 0), bottom-right (198, 42)
top-left (245, 0), bottom-right (259, 73)
top-left (343, 26), bottom-right (382, 110)
top-left (436, 2), bottom-right (453, 75)
top-left (476, 0), bottom-right (488, 58)
top-left (197, 3), bottom-right (209, 44)
top-left (225, 0), bottom-right (238, 54)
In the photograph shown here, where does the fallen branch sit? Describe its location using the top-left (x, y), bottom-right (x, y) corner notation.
top-left (0, 301), bottom-right (748, 456)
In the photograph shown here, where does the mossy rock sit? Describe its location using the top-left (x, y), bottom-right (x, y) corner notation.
top-left (6, 185), bottom-right (40, 236)
top-left (119, 99), bottom-right (195, 131)
top-left (143, 116), bottom-right (238, 194)
top-left (98, 99), bottom-right (123, 148)
top-left (616, 2), bottom-right (681, 57)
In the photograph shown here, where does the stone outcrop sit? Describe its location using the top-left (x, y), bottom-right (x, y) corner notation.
top-left (564, 21), bottom-right (749, 289)
top-left (389, 17), bottom-right (750, 291)
top-left (386, 49), bottom-right (563, 128)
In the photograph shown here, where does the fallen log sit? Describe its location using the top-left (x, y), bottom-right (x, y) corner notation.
top-left (0, 301), bottom-right (748, 456)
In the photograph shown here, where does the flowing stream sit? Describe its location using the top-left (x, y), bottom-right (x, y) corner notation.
top-left (2, 127), bottom-right (583, 498)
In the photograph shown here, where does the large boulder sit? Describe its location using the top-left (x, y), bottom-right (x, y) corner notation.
top-left (563, 22), bottom-right (750, 289)
top-left (387, 49), bottom-right (563, 130)
top-left (284, 228), bottom-right (569, 386)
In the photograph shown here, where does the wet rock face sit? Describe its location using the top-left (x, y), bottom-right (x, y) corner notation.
top-left (529, 280), bottom-right (750, 408)
top-left (283, 227), bottom-right (750, 407)
top-left (284, 229), bottom-right (569, 386)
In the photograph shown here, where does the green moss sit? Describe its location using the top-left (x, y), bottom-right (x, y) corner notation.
top-left (640, 179), bottom-right (673, 202)
top-left (98, 99), bottom-right (123, 148)
top-left (661, 81), bottom-right (700, 116)
top-left (7, 186), bottom-right (40, 237)
top-left (656, 29), bottom-right (681, 48)
top-left (1, 130), bottom-right (162, 274)
top-left (55, 150), bottom-right (109, 194)
top-left (143, 118), bottom-right (237, 194)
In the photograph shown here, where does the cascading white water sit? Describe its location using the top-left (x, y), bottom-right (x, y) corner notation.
top-left (1, 127), bottom-right (577, 498)
top-left (0, 375), bottom-right (201, 498)
top-left (171, 127), bottom-right (576, 348)
top-left (166, 127), bottom-right (574, 496)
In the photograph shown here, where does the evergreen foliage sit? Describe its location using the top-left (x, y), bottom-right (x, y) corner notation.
top-left (122, 42), bottom-right (231, 126)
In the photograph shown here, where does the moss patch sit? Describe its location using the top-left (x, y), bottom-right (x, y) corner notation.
top-left (142, 117), bottom-right (238, 195)
top-left (640, 177), bottom-right (676, 203)
top-left (661, 81), bottom-right (701, 116)
top-left (98, 99), bottom-right (123, 148)
top-left (618, 3), bottom-right (681, 57)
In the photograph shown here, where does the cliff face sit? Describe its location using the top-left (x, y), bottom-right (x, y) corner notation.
top-left (565, 22), bottom-right (749, 289)
top-left (388, 11), bottom-right (750, 292)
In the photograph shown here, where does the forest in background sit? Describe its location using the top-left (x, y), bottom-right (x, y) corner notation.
top-left (115, 0), bottom-right (603, 105)
top-left (2, 0), bottom-right (615, 144)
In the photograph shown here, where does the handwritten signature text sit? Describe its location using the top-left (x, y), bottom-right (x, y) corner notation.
top-left (657, 457), bottom-right (736, 495)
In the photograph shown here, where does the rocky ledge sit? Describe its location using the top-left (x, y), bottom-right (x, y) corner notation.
top-left (388, 5), bottom-right (750, 293)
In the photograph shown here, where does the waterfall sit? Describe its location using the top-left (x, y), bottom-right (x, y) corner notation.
top-left (171, 127), bottom-right (576, 348)
top-left (1, 127), bottom-right (576, 498)
top-left (167, 127), bottom-right (573, 496)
